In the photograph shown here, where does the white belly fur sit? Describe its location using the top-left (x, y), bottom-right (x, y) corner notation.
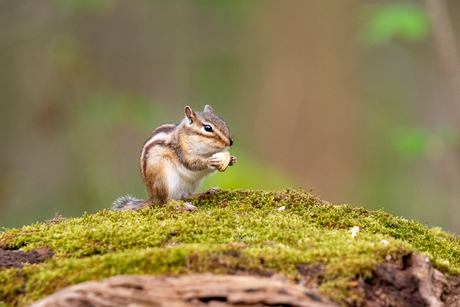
top-left (166, 164), bottom-right (216, 200)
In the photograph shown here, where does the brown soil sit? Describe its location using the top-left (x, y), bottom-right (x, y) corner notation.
top-left (0, 247), bottom-right (54, 269)
top-left (362, 254), bottom-right (427, 307)
top-left (296, 263), bottom-right (326, 285)
top-left (297, 253), bottom-right (460, 307)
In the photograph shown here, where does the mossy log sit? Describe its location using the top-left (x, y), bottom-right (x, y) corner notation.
top-left (1, 189), bottom-right (460, 307)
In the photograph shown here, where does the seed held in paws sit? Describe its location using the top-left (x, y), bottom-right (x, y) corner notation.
top-left (212, 151), bottom-right (231, 172)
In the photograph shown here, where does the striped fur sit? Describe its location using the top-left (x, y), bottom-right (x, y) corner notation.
top-left (113, 105), bottom-right (233, 211)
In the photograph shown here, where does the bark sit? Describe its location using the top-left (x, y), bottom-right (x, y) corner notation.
top-left (28, 274), bottom-right (339, 307)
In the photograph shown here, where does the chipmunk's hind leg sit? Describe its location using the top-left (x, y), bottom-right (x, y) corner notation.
top-left (145, 162), bottom-right (169, 205)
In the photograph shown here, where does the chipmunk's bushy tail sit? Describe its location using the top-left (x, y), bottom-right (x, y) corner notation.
top-left (112, 195), bottom-right (150, 211)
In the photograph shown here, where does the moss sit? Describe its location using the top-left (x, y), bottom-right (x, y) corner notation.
top-left (1, 189), bottom-right (459, 306)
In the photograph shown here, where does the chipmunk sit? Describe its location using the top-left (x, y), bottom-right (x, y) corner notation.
top-left (113, 105), bottom-right (236, 211)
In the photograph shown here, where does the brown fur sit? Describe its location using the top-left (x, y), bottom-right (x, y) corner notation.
top-left (146, 123), bottom-right (177, 141)
top-left (113, 105), bottom-right (234, 211)
top-left (141, 140), bottom-right (166, 182)
top-left (169, 133), bottom-right (208, 171)
top-left (144, 160), bottom-right (169, 205)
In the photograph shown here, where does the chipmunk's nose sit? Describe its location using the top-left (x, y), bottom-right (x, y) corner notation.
top-left (229, 138), bottom-right (233, 146)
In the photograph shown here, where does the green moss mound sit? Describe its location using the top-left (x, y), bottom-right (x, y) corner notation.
top-left (1, 189), bottom-right (459, 306)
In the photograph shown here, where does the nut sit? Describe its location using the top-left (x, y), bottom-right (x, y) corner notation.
top-left (212, 151), bottom-right (231, 172)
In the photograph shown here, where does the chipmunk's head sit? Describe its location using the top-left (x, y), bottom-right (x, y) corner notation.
top-left (182, 105), bottom-right (233, 155)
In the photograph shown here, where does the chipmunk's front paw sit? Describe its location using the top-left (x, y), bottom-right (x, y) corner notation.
top-left (207, 156), bottom-right (221, 170)
top-left (229, 155), bottom-right (237, 166)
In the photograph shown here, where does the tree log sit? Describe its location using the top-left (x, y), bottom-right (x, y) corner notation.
top-left (28, 274), bottom-right (339, 307)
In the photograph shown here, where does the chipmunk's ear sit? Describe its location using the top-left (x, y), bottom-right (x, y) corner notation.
top-left (204, 105), bottom-right (214, 114)
top-left (185, 106), bottom-right (196, 124)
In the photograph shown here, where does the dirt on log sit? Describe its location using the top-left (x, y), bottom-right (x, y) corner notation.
top-left (295, 253), bottom-right (460, 306)
top-left (27, 274), bottom-right (339, 307)
top-left (360, 254), bottom-right (460, 307)
top-left (0, 247), bottom-right (54, 269)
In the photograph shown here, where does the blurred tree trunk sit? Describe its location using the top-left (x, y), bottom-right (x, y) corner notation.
top-left (426, 0), bottom-right (460, 233)
top-left (0, 2), bottom-right (28, 212)
top-left (249, 0), bottom-right (359, 203)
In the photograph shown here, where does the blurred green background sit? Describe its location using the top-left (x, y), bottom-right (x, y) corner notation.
top-left (1, 0), bottom-right (460, 233)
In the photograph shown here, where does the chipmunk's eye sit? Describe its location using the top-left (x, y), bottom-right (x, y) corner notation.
top-left (204, 124), bottom-right (213, 132)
